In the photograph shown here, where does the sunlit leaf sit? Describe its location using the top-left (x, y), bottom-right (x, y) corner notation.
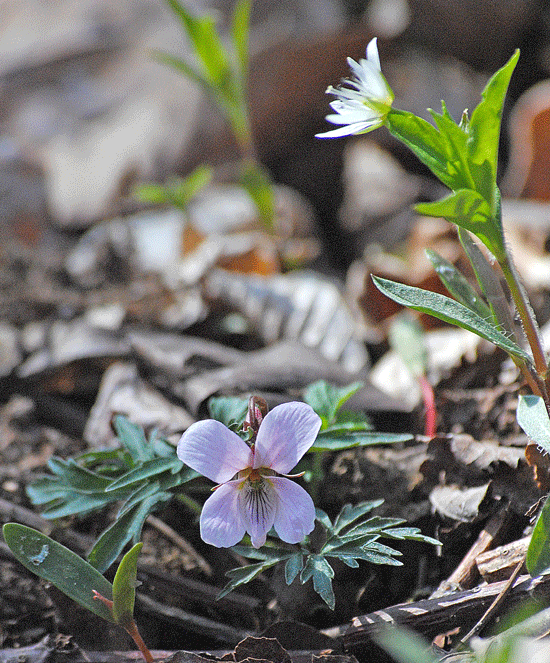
top-left (304, 380), bottom-right (364, 428)
top-left (300, 554), bottom-right (335, 610)
top-left (517, 394), bottom-right (550, 455)
top-left (208, 395), bottom-right (249, 428)
top-left (372, 276), bottom-right (530, 362)
top-left (425, 248), bottom-right (491, 320)
top-left (285, 553), bottom-right (304, 585)
top-left (113, 416), bottom-right (154, 463)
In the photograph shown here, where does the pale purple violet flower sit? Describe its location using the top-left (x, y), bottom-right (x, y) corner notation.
top-left (177, 402), bottom-right (321, 549)
top-left (316, 37), bottom-right (394, 138)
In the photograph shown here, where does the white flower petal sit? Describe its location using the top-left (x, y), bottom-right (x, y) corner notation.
top-left (177, 420), bottom-right (252, 483)
top-left (316, 120), bottom-right (381, 138)
top-left (272, 477), bottom-right (315, 544)
top-left (366, 37), bottom-right (381, 70)
top-left (239, 477), bottom-right (277, 548)
top-left (200, 481), bottom-right (246, 547)
top-left (253, 402), bottom-right (321, 473)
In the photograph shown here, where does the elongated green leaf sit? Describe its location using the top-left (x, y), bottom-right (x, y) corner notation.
top-left (87, 494), bottom-right (168, 573)
top-left (468, 50), bottom-right (520, 204)
top-left (372, 276), bottom-right (531, 362)
top-left (239, 161), bottom-right (275, 231)
top-left (310, 431), bottom-right (412, 451)
top-left (375, 627), bottom-right (439, 663)
top-left (425, 248), bottom-right (492, 320)
top-left (428, 103), bottom-right (472, 191)
top-left (112, 542), bottom-right (143, 626)
top-left (154, 51), bottom-right (209, 90)
top-left (47, 458), bottom-right (112, 492)
top-left (527, 494), bottom-right (550, 576)
top-left (416, 189), bottom-right (505, 260)
top-left (517, 394), bottom-right (550, 454)
top-left (458, 228), bottom-right (517, 338)
top-left (106, 458), bottom-right (183, 492)
top-left (218, 561), bottom-right (274, 599)
top-left (41, 491), bottom-right (123, 519)
top-left (231, 0), bottom-right (251, 80)
top-left (2, 524), bottom-right (114, 622)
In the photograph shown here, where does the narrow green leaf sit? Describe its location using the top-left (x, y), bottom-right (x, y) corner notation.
top-left (285, 553), bottom-right (304, 585)
top-left (41, 491), bottom-right (123, 520)
top-left (375, 627), bottom-right (439, 663)
top-left (239, 161), bottom-right (275, 231)
top-left (425, 248), bottom-right (492, 320)
top-left (106, 458), bottom-right (183, 492)
top-left (527, 494), bottom-right (550, 576)
top-left (517, 395), bottom-right (550, 454)
top-left (231, 0), bottom-right (251, 80)
top-left (87, 494), bottom-right (167, 573)
top-left (315, 508), bottom-right (334, 532)
top-left (2, 524), bottom-right (114, 623)
top-left (47, 458), bottom-right (112, 492)
top-left (153, 51), bottom-right (210, 91)
top-left (458, 227), bottom-right (517, 339)
top-left (218, 561), bottom-right (271, 599)
top-left (415, 189), bottom-right (505, 260)
top-left (113, 416), bottom-right (154, 463)
top-left (112, 542), bottom-right (143, 626)
top-left (428, 103), bottom-right (472, 191)
top-left (468, 50), bottom-right (520, 205)
top-left (372, 276), bottom-right (531, 362)
top-left (310, 431), bottom-right (413, 451)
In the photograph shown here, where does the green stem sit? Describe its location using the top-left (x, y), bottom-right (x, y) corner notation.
top-left (175, 492), bottom-right (203, 516)
top-left (499, 257), bottom-right (547, 378)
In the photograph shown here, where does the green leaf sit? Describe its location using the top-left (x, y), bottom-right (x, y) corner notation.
top-left (425, 248), bottom-right (492, 320)
top-left (134, 167), bottom-right (212, 210)
top-left (218, 561), bottom-right (273, 599)
top-left (310, 431), bottom-right (413, 451)
top-left (208, 395), bottom-right (249, 428)
top-left (386, 109), bottom-right (455, 190)
top-left (527, 494), bottom-right (550, 576)
top-left (415, 189), bottom-right (505, 260)
top-left (300, 555), bottom-right (335, 610)
top-left (389, 314), bottom-right (427, 379)
top-left (315, 508), bottom-right (334, 532)
top-left (41, 490), bottom-right (123, 519)
top-left (517, 395), bottom-right (550, 454)
top-left (375, 627), bottom-right (439, 663)
top-left (239, 161), bottom-right (275, 231)
top-left (113, 416), bottom-right (154, 463)
top-left (87, 494), bottom-right (168, 573)
top-left (467, 50), bottom-right (520, 206)
top-left (231, 0), bottom-right (251, 80)
top-left (458, 228), bottom-right (517, 338)
top-left (285, 553), bottom-right (304, 585)
top-left (164, 0), bottom-right (229, 88)
top-left (153, 51), bottom-right (210, 91)
top-left (47, 458), bottom-right (112, 492)
top-left (372, 276), bottom-right (531, 362)
top-left (105, 457), bottom-right (184, 492)
top-left (333, 500), bottom-right (384, 535)
top-left (112, 542), bottom-right (143, 626)
top-left (2, 524), bottom-right (114, 623)
top-left (304, 380), bottom-right (364, 428)
top-left (428, 103), bottom-right (472, 191)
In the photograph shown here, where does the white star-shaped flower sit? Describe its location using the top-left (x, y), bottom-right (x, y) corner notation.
top-left (316, 38), bottom-right (394, 138)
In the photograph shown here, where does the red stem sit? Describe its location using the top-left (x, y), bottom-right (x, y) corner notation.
top-left (419, 375), bottom-right (437, 439)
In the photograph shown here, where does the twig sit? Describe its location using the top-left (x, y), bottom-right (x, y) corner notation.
top-left (146, 514), bottom-right (212, 576)
top-left (457, 557), bottom-right (525, 646)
